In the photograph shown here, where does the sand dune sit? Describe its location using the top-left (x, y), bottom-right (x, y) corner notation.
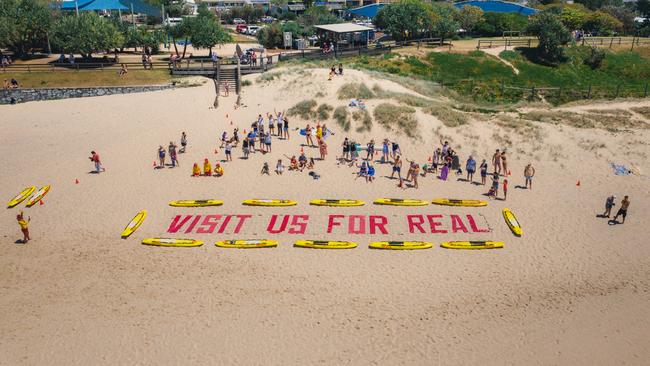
top-left (1, 67), bottom-right (649, 365)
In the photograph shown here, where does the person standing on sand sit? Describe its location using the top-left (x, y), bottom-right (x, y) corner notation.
top-left (89, 151), bottom-right (105, 173)
top-left (180, 132), bottom-right (187, 153)
top-left (338, 63), bottom-right (343, 75)
top-left (466, 155), bottom-right (476, 183)
top-left (480, 159), bottom-right (488, 185)
top-left (503, 179), bottom-right (508, 200)
top-left (524, 163), bottom-right (535, 189)
top-left (242, 138), bottom-right (250, 159)
top-left (381, 139), bottom-right (390, 163)
top-left (613, 196), bottom-right (630, 223)
top-left (391, 155), bottom-right (403, 185)
top-left (169, 143), bottom-right (179, 167)
top-left (283, 116), bottom-right (290, 140)
top-left (17, 211), bottom-right (31, 243)
top-left (492, 149), bottom-right (502, 175)
top-left (157, 146), bottom-right (166, 168)
top-left (305, 124), bottom-right (314, 147)
top-left (318, 138), bottom-right (327, 160)
top-left (603, 195), bottom-right (616, 217)
top-left (225, 141), bottom-right (232, 161)
top-left (501, 151), bottom-right (508, 176)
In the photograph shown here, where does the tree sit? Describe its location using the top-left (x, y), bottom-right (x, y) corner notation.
top-left (602, 6), bottom-right (636, 35)
top-left (584, 11), bottom-right (623, 35)
top-left (430, 3), bottom-right (460, 39)
top-left (455, 5), bottom-right (484, 35)
top-left (174, 5), bottom-right (231, 57)
top-left (0, 0), bottom-right (51, 57)
top-left (52, 12), bottom-right (123, 59)
top-left (474, 13), bottom-right (529, 37)
top-left (257, 22), bottom-right (284, 48)
top-left (374, 0), bottom-right (437, 41)
top-left (559, 6), bottom-right (589, 30)
top-left (527, 12), bottom-right (572, 64)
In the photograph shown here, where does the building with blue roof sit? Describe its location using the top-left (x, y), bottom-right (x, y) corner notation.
top-left (453, 1), bottom-right (538, 16)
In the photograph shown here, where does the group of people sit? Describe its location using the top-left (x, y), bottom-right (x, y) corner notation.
top-left (155, 132), bottom-right (187, 169)
top-left (1, 54), bottom-right (13, 67)
top-left (602, 195), bottom-right (631, 224)
top-left (328, 63), bottom-right (344, 81)
top-left (3, 78), bottom-right (19, 89)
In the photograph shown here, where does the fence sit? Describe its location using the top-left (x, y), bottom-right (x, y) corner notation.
top-left (580, 36), bottom-right (650, 50)
top-left (1, 61), bottom-right (172, 73)
top-left (477, 38), bottom-right (535, 49)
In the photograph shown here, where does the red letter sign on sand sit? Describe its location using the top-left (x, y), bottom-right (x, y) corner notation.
top-left (327, 215), bottom-right (345, 233)
top-left (267, 215), bottom-right (289, 234)
top-left (233, 215), bottom-right (252, 233)
top-left (467, 214), bottom-right (489, 232)
top-left (197, 215), bottom-right (222, 234)
top-left (427, 215), bottom-right (448, 233)
top-left (407, 215), bottom-right (426, 233)
top-left (369, 215), bottom-right (388, 234)
top-left (450, 214), bottom-right (469, 233)
top-left (349, 215), bottom-right (366, 234)
top-left (288, 215), bottom-right (309, 234)
top-left (167, 215), bottom-right (193, 233)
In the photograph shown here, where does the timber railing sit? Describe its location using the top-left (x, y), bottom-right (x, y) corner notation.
top-left (477, 38), bottom-right (535, 49)
top-left (1, 61), bottom-right (171, 73)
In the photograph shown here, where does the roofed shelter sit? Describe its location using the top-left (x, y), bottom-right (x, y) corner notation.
top-left (315, 23), bottom-right (374, 49)
top-left (59, 0), bottom-right (161, 16)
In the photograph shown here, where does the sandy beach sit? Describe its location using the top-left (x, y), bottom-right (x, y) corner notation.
top-left (1, 67), bottom-right (649, 365)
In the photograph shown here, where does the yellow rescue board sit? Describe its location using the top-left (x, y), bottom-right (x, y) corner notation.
top-left (7, 186), bottom-right (36, 208)
top-left (441, 241), bottom-right (503, 250)
top-left (502, 208), bottom-right (522, 236)
top-left (215, 239), bottom-right (278, 248)
top-left (374, 198), bottom-right (429, 206)
top-left (294, 240), bottom-right (357, 249)
top-left (310, 199), bottom-right (365, 207)
top-left (432, 198), bottom-right (488, 207)
top-left (243, 199), bottom-right (297, 207)
top-left (121, 210), bottom-right (147, 239)
top-left (25, 185), bottom-right (51, 207)
top-left (369, 241), bottom-right (433, 250)
top-left (169, 199), bottom-right (224, 207)
top-left (142, 238), bottom-right (204, 247)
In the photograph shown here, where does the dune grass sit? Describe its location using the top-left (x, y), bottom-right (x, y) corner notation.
top-left (287, 99), bottom-right (317, 119)
top-left (423, 105), bottom-right (468, 127)
top-left (333, 106), bottom-right (350, 131)
top-left (373, 103), bottom-right (418, 138)
top-left (520, 110), bottom-right (648, 131)
top-left (337, 82), bottom-right (375, 100)
top-left (317, 103), bottom-right (333, 120)
top-left (352, 109), bottom-right (373, 132)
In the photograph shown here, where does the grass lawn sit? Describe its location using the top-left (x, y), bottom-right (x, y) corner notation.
top-left (2, 69), bottom-right (173, 88)
top-left (227, 30), bottom-right (258, 44)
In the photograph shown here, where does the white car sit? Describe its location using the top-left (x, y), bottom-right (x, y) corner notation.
top-left (246, 25), bottom-right (261, 35)
top-left (233, 18), bottom-right (246, 25)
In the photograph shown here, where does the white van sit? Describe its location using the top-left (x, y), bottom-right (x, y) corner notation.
top-left (163, 17), bottom-right (183, 27)
top-left (246, 25), bottom-right (261, 35)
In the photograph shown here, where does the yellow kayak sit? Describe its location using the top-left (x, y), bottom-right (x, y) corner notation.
top-left (502, 208), bottom-right (522, 236)
top-left (169, 199), bottom-right (224, 207)
top-left (310, 199), bottom-right (365, 207)
top-left (25, 185), bottom-right (51, 207)
top-left (243, 199), bottom-right (297, 207)
top-left (215, 239), bottom-right (278, 248)
top-left (374, 198), bottom-right (429, 206)
top-left (369, 241), bottom-right (433, 250)
top-left (441, 241), bottom-right (503, 250)
top-left (121, 210), bottom-right (147, 239)
top-left (294, 240), bottom-right (357, 249)
top-left (432, 198), bottom-right (488, 207)
top-left (7, 186), bottom-right (36, 208)
top-left (141, 238), bottom-right (204, 247)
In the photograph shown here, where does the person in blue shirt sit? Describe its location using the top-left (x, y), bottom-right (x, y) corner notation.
top-left (466, 156), bottom-right (477, 183)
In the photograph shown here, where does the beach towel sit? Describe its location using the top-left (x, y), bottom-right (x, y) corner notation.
top-left (611, 163), bottom-right (631, 176)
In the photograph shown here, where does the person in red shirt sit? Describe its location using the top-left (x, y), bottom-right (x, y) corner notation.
top-left (89, 151), bottom-right (105, 173)
top-left (503, 179), bottom-right (508, 201)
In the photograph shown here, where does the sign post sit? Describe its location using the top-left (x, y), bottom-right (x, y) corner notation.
top-left (283, 32), bottom-right (292, 50)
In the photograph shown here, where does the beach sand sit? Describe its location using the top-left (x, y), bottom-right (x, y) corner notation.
top-left (1, 68), bottom-right (649, 365)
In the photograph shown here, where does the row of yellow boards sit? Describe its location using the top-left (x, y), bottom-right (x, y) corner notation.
top-left (141, 239), bottom-right (505, 250)
top-left (6, 185), bottom-right (51, 208)
top-left (121, 209), bottom-right (523, 239)
top-left (169, 198), bottom-right (489, 207)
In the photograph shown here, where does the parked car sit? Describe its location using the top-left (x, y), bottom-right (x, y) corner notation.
top-left (236, 24), bottom-right (248, 33)
top-left (233, 18), bottom-right (246, 25)
top-left (163, 17), bottom-right (183, 27)
top-left (246, 25), bottom-right (261, 35)
top-left (260, 16), bottom-right (276, 23)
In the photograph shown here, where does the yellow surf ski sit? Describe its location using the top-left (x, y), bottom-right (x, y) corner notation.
top-left (7, 186), bottom-right (36, 208)
top-left (294, 240), bottom-right (357, 249)
top-left (169, 200), bottom-right (224, 207)
top-left (243, 199), bottom-right (297, 207)
top-left (121, 210), bottom-right (147, 239)
top-left (369, 241), bottom-right (433, 250)
top-left (441, 241), bottom-right (503, 250)
top-left (310, 199), bottom-right (365, 207)
top-left (215, 239), bottom-right (278, 248)
top-left (374, 198), bottom-right (429, 206)
top-left (502, 208), bottom-right (522, 236)
top-left (142, 238), bottom-right (204, 247)
top-left (432, 198), bottom-right (488, 207)
top-left (25, 185), bottom-right (51, 207)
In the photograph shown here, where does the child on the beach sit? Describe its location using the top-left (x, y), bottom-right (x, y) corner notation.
top-left (502, 179), bottom-right (508, 200)
top-left (342, 138), bottom-right (350, 161)
top-left (17, 211), bottom-right (30, 243)
top-left (180, 132), bottom-right (187, 153)
top-left (466, 156), bottom-right (476, 182)
top-left (192, 163), bottom-right (200, 176)
top-left (220, 131), bottom-right (228, 148)
top-left (158, 146), bottom-right (166, 168)
top-left (381, 139), bottom-right (389, 163)
top-left (289, 156), bottom-right (299, 171)
top-left (367, 163), bottom-right (375, 183)
top-left (242, 138), bottom-right (250, 159)
top-left (488, 172), bottom-right (499, 199)
top-left (214, 163), bottom-right (224, 177)
top-left (89, 151), bottom-right (106, 173)
top-left (261, 162), bottom-right (270, 175)
top-left (366, 139), bottom-right (375, 161)
top-left (275, 159), bottom-right (284, 175)
top-left (356, 161), bottom-right (368, 179)
top-left (225, 142), bottom-right (232, 161)
top-left (298, 153), bottom-right (308, 171)
top-left (318, 138), bottom-right (327, 160)
top-left (480, 159), bottom-right (488, 185)
top-left (170, 143), bottom-right (179, 167)
top-left (203, 158), bottom-right (212, 176)
top-left (264, 132), bottom-right (272, 153)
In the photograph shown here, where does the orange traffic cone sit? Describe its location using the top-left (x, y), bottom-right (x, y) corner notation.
top-left (75, 179), bottom-right (79, 184)
top-left (39, 200), bottom-right (44, 206)
top-left (576, 180), bottom-right (581, 186)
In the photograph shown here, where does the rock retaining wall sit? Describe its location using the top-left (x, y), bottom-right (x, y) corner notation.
top-left (0, 84), bottom-right (175, 104)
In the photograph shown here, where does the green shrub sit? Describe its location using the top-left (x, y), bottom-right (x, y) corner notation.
top-left (353, 109), bottom-right (373, 132)
top-left (584, 47), bottom-right (606, 70)
top-left (333, 106), bottom-right (351, 131)
top-left (424, 105), bottom-right (468, 127)
top-left (316, 103), bottom-right (333, 120)
top-left (337, 82), bottom-right (375, 100)
top-left (287, 99), bottom-right (317, 119)
top-left (241, 79), bottom-right (252, 86)
top-left (373, 103), bottom-right (418, 138)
